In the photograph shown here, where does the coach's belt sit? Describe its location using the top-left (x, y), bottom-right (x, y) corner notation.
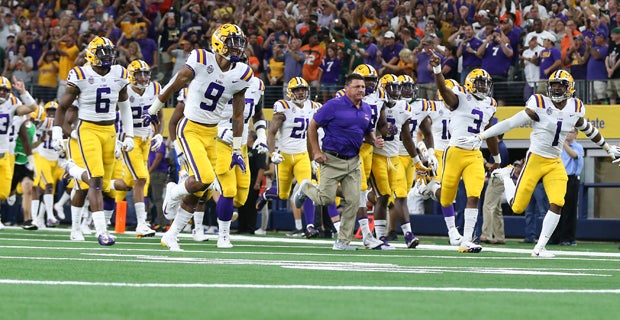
top-left (324, 150), bottom-right (356, 160)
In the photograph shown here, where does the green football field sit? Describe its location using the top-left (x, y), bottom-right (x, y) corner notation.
top-left (1, 227), bottom-right (619, 320)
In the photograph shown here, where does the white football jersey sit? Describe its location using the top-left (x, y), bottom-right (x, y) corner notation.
top-left (273, 98), bottom-right (319, 154)
top-left (183, 49), bottom-right (252, 125)
top-left (526, 94), bottom-right (585, 158)
top-left (218, 76), bottom-right (265, 144)
top-left (34, 118), bottom-right (58, 161)
top-left (177, 87), bottom-right (188, 103)
top-left (128, 81), bottom-right (161, 137)
top-left (336, 87), bottom-right (387, 130)
top-left (399, 99), bottom-right (430, 156)
top-left (0, 94), bottom-right (22, 153)
top-left (427, 100), bottom-right (452, 152)
top-left (449, 91), bottom-right (497, 149)
top-left (67, 64), bottom-right (129, 122)
top-left (375, 100), bottom-right (412, 157)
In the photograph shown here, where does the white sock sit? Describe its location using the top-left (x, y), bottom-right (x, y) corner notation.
top-left (462, 208), bottom-right (478, 243)
top-left (374, 219), bottom-right (387, 239)
top-left (294, 219), bottom-right (302, 230)
top-left (502, 176), bottom-right (516, 204)
top-left (56, 192), bottom-right (70, 207)
top-left (358, 218), bottom-right (371, 238)
top-left (31, 200), bottom-right (40, 221)
top-left (401, 222), bottom-right (412, 235)
top-left (444, 216), bottom-right (456, 230)
top-left (92, 211), bottom-right (107, 236)
top-left (333, 221), bottom-right (341, 233)
top-left (71, 206), bottom-right (81, 232)
top-left (536, 210), bottom-right (561, 250)
top-left (44, 194), bottom-right (54, 219)
top-left (194, 211), bottom-right (204, 230)
top-left (218, 218), bottom-right (231, 237)
top-left (104, 210), bottom-right (113, 224)
top-left (171, 182), bottom-right (190, 201)
top-left (169, 207), bottom-right (193, 237)
top-left (135, 202), bottom-right (146, 226)
top-left (38, 204), bottom-right (45, 221)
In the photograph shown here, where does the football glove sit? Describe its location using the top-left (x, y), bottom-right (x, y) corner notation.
top-left (231, 149), bottom-right (246, 173)
top-left (270, 151), bottom-right (284, 164)
top-left (150, 134), bottom-right (163, 151)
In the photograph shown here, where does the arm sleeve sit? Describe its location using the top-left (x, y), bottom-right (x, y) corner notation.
top-left (118, 99), bottom-right (134, 137)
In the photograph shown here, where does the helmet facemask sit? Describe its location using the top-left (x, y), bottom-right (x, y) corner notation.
top-left (132, 70), bottom-right (151, 90)
top-left (223, 34), bottom-right (247, 63)
top-left (472, 77), bottom-right (492, 100)
top-left (385, 82), bottom-right (402, 101)
top-left (548, 80), bottom-right (569, 103)
top-left (401, 82), bottom-right (417, 100)
top-left (364, 77), bottom-right (378, 95)
top-left (0, 87), bottom-right (10, 104)
top-left (95, 45), bottom-right (116, 67)
top-left (291, 87), bottom-right (309, 104)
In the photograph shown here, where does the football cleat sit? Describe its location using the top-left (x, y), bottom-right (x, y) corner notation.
top-left (286, 229), bottom-right (304, 237)
top-left (47, 217), bottom-right (59, 227)
top-left (97, 233), bottom-right (116, 246)
top-left (292, 179), bottom-right (310, 209)
top-left (448, 228), bottom-right (463, 246)
top-left (254, 228), bottom-right (267, 236)
top-left (161, 233), bottom-right (183, 251)
top-left (135, 224), bottom-right (156, 238)
top-left (378, 236), bottom-right (396, 250)
top-left (363, 235), bottom-right (384, 250)
top-left (531, 247), bottom-right (555, 258)
top-left (405, 232), bottom-right (420, 249)
top-left (192, 227), bottom-right (209, 242)
top-left (332, 240), bottom-right (357, 251)
top-left (458, 241), bottom-right (482, 253)
top-left (305, 225), bottom-right (319, 238)
top-left (70, 231), bottom-right (85, 241)
top-left (217, 234), bottom-right (233, 248)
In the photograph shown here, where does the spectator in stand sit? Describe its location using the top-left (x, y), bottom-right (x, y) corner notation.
top-left (282, 37), bottom-right (305, 94)
top-left (9, 43), bottom-right (33, 89)
top-left (133, 26), bottom-right (158, 72)
top-left (51, 32), bottom-right (78, 98)
top-left (523, 0), bottom-right (548, 20)
top-left (537, 33), bottom-right (562, 94)
top-left (300, 33), bottom-right (325, 99)
top-left (167, 39), bottom-right (192, 77)
top-left (3, 33), bottom-right (17, 77)
top-left (412, 36), bottom-right (442, 99)
top-left (34, 49), bottom-right (58, 103)
top-left (560, 20), bottom-right (582, 68)
top-left (524, 18), bottom-right (556, 48)
top-left (500, 15), bottom-right (523, 80)
top-left (382, 47), bottom-right (414, 77)
top-left (24, 31), bottom-right (42, 74)
top-left (0, 12), bottom-right (21, 49)
top-left (318, 45), bottom-right (341, 102)
top-left (267, 44), bottom-right (285, 87)
top-left (584, 32), bottom-right (609, 104)
top-left (441, 46), bottom-right (459, 81)
top-left (352, 31), bottom-right (380, 73)
top-left (398, 27), bottom-right (419, 51)
top-left (455, 25), bottom-right (483, 83)
top-left (379, 31), bottom-right (403, 75)
top-left (115, 0), bottom-right (151, 40)
top-left (477, 27), bottom-right (513, 106)
top-left (116, 40), bottom-right (143, 67)
top-left (565, 35), bottom-right (587, 81)
top-left (583, 14), bottom-right (609, 40)
top-left (390, 4), bottom-right (411, 31)
top-left (520, 35), bottom-right (544, 101)
top-left (606, 27), bottom-right (620, 104)
top-left (549, 0), bottom-right (569, 22)
top-left (157, 12), bottom-right (181, 82)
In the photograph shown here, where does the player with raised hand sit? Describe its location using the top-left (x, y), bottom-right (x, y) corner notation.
top-left (461, 70), bottom-right (620, 257)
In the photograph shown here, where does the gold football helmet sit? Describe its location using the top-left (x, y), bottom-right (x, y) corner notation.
top-left (0, 76), bottom-right (11, 104)
top-left (211, 23), bottom-right (247, 63)
top-left (128, 60), bottom-right (151, 90)
top-left (398, 75), bottom-right (417, 100)
top-left (352, 64), bottom-right (379, 95)
top-left (31, 104), bottom-right (46, 124)
top-left (85, 36), bottom-right (116, 67)
top-left (379, 74), bottom-right (402, 101)
top-left (547, 69), bottom-right (575, 103)
top-left (286, 77), bottom-right (310, 104)
top-left (464, 68), bottom-right (492, 100)
top-left (44, 101), bottom-right (59, 111)
top-left (437, 79), bottom-right (463, 101)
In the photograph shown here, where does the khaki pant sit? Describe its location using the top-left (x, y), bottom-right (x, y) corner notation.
top-left (481, 177), bottom-right (505, 242)
top-left (302, 153), bottom-right (361, 244)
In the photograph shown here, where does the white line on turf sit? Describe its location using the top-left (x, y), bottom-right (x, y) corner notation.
top-left (0, 279), bottom-right (618, 293)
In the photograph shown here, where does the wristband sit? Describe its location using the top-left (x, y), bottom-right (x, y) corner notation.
top-left (412, 155), bottom-right (421, 164)
top-left (253, 119), bottom-right (266, 131)
top-left (147, 97), bottom-right (165, 115)
top-left (20, 91), bottom-right (35, 106)
top-left (492, 154), bottom-right (501, 163)
top-left (232, 137), bottom-right (242, 150)
top-left (416, 141), bottom-right (427, 152)
top-left (433, 64), bottom-right (442, 74)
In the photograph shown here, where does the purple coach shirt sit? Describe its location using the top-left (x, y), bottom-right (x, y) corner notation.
top-left (539, 46), bottom-right (561, 79)
top-left (314, 95), bottom-right (373, 158)
top-left (481, 42), bottom-right (513, 77)
top-left (587, 44), bottom-right (609, 81)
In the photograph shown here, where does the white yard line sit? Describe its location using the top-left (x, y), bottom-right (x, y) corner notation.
top-left (0, 279), bottom-right (618, 293)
